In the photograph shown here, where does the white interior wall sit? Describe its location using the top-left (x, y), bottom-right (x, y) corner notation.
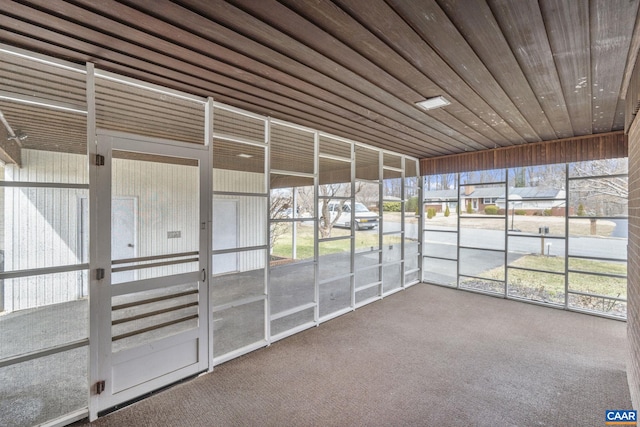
top-left (213, 168), bottom-right (266, 271)
top-left (3, 150), bottom-right (87, 311)
top-left (3, 152), bottom-right (269, 312)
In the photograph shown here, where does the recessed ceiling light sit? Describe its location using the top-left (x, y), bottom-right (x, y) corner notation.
top-left (237, 153), bottom-right (253, 158)
top-left (416, 96), bottom-right (450, 111)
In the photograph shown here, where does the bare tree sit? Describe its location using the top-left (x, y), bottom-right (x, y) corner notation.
top-left (569, 159), bottom-right (627, 216)
top-left (318, 183), bottom-right (350, 239)
top-left (269, 190), bottom-right (292, 255)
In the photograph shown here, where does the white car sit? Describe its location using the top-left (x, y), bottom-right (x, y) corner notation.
top-left (323, 201), bottom-right (378, 230)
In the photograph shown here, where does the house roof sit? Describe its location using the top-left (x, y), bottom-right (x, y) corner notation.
top-left (424, 186), bottom-right (563, 200)
top-left (0, 1), bottom-right (638, 162)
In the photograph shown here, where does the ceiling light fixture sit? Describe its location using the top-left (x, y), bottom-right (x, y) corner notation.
top-left (237, 153), bottom-right (253, 158)
top-left (416, 96), bottom-right (450, 111)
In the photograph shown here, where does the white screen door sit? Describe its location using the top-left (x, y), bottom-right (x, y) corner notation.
top-left (93, 133), bottom-right (209, 414)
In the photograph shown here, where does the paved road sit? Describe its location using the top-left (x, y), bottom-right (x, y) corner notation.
top-left (611, 219), bottom-right (629, 238)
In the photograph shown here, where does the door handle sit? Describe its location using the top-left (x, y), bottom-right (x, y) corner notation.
top-left (201, 268), bottom-right (206, 282)
top-left (127, 243), bottom-right (134, 248)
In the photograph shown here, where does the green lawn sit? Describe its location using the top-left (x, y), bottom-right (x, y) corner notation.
top-left (503, 255), bottom-right (627, 298)
top-left (271, 224), bottom-right (397, 260)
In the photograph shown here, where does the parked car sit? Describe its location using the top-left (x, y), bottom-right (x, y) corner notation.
top-left (323, 201), bottom-right (378, 230)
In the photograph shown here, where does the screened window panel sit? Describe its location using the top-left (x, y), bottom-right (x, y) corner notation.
top-left (383, 233), bottom-right (402, 263)
top-left (460, 218), bottom-right (505, 250)
top-left (213, 139), bottom-right (266, 176)
top-left (213, 196), bottom-right (267, 249)
top-left (211, 249), bottom-right (266, 307)
top-left (1, 53), bottom-right (85, 106)
top-left (355, 146), bottom-right (379, 181)
top-left (270, 124), bottom-right (314, 174)
top-left (460, 168), bottom-right (505, 184)
top-left (318, 239), bottom-right (351, 281)
top-left (319, 157), bottom-right (351, 190)
top-left (508, 164), bottom-right (565, 188)
top-left (356, 285), bottom-right (380, 304)
top-left (213, 107), bottom-right (265, 143)
top-left (459, 183), bottom-right (505, 217)
top-left (422, 231), bottom-right (457, 260)
top-left (269, 185), bottom-right (315, 224)
top-left (319, 277), bottom-right (351, 318)
top-left (382, 262), bottom-right (402, 293)
top-left (568, 219), bottom-right (627, 259)
top-left (423, 173), bottom-right (457, 193)
top-left (459, 248), bottom-right (505, 281)
top-left (404, 242), bottom-right (419, 270)
top-left (568, 271), bottom-right (626, 300)
top-left (269, 262), bottom-right (315, 315)
top-left (568, 177), bottom-right (628, 217)
top-left (3, 187), bottom-right (88, 272)
top-left (405, 159), bottom-right (419, 179)
top-left (507, 269), bottom-right (564, 305)
top-left (422, 258), bottom-right (457, 286)
top-left (355, 265), bottom-right (380, 290)
top-left (96, 77), bottom-right (204, 144)
top-left (383, 171), bottom-right (402, 201)
top-left (355, 249), bottom-right (380, 271)
top-left (271, 307), bottom-right (314, 337)
top-left (568, 293), bottom-right (626, 318)
top-left (405, 270), bottom-right (420, 285)
top-left (213, 300), bottom-right (265, 358)
top-left (319, 135), bottom-right (351, 158)
top-left (0, 103), bottom-right (87, 160)
top-left (507, 236), bottom-right (566, 272)
top-left (355, 226), bottom-right (379, 251)
top-left (383, 153), bottom-right (402, 168)
top-left (568, 158), bottom-right (628, 177)
top-left (0, 347), bottom-right (88, 427)
top-left (270, 222), bottom-right (315, 262)
top-left (0, 294), bottom-right (88, 360)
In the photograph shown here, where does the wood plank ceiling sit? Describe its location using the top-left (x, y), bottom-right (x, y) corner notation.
top-left (0, 0), bottom-right (639, 159)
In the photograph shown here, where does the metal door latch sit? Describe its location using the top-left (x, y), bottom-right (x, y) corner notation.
top-left (95, 380), bottom-right (105, 395)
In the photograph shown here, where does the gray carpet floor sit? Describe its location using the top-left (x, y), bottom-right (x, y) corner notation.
top-left (77, 284), bottom-right (631, 427)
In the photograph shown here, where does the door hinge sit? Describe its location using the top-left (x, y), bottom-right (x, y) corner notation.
top-left (95, 380), bottom-right (106, 395)
top-left (96, 268), bottom-right (105, 280)
top-left (95, 154), bottom-right (105, 166)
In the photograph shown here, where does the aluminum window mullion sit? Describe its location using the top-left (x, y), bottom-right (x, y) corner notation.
top-left (0, 339), bottom-right (90, 369)
top-left (564, 163), bottom-right (570, 310)
top-left (504, 168), bottom-right (509, 298)
top-left (314, 130), bottom-right (320, 323)
top-left (265, 118), bottom-right (272, 342)
top-left (456, 173), bottom-right (461, 289)
top-left (568, 173), bottom-right (628, 181)
top-left (0, 181), bottom-right (89, 189)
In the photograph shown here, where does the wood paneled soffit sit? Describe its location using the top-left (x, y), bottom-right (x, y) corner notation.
top-left (420, 132), bottom-right (627, 175)
top-left (0, 1), bottom-right (638, 159)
